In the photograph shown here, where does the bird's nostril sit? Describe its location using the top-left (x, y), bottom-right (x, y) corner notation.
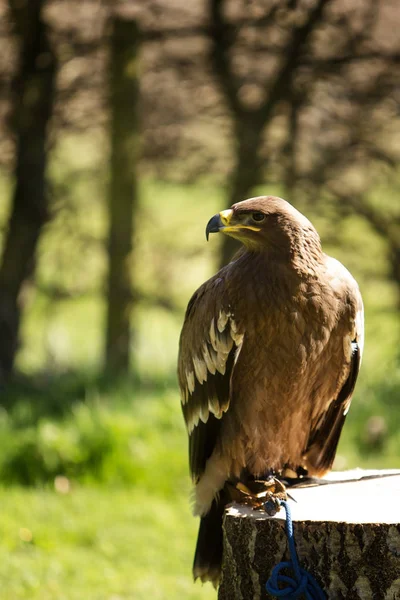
top-left (219, 209), bottom-right (233, 226)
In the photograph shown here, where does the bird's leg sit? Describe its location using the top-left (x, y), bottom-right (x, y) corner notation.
top-left (225, 476), bottom-right (288, 515)
top-left (261, 478), bottom-right (288, 516)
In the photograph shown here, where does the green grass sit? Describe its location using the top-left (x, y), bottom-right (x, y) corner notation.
top-left (0, 387), bottom-right (216, 599)
top-left (0, 487), bottom-right (214, 600)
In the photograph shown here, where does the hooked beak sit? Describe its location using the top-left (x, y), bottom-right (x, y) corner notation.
top-left (205, 209), bottom-right (233, 240)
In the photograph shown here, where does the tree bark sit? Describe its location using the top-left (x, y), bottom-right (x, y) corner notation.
top-left (390, 246), bottom-right (400, 310)
top-left (105, 17), bottom-right (140, 374)
top-left (0, 0), bottom-right (56, 383)
top-left (219, 471), bottom-right (400, 600)
top-left (219, 119), bottom-right (264, 266)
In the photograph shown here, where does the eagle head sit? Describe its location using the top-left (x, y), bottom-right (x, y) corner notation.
top-left (206, 195), bottom-right (319, 255)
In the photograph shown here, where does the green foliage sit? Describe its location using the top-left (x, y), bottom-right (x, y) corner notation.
top-left (0, 386), bottom-right (187, 491)
top-left (0, 404), bottom-right (113, 485)
top-left (338, 363), bottom-right (400, 469)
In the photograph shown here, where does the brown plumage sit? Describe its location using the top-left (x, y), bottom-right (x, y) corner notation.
top-left (178, 196), bottom-right (363, 586)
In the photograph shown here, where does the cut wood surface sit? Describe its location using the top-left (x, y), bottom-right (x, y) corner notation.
top-left (218, 470), bottom-right (400, 600)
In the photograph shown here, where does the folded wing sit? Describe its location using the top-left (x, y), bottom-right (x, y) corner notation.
top-left (305, 298), bottom-right (364, 475)
top-left (178, 275), bottom-right (243, 482)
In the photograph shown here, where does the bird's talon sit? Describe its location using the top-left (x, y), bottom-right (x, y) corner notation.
top-left (228, 476), bottom-right (288, 513)
top-left (264, 497), bottom-right (282, 516)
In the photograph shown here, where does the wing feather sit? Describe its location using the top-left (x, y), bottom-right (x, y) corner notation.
top-left (178, 275), bottom-right (243, 482)
top-left (305, 304), bottom-right (364, 475)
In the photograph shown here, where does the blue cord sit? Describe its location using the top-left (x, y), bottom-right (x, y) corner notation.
top-left (265, 500), bottom-right (326, 599)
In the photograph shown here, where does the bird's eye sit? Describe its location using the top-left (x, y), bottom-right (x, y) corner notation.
top-left (251, 212), bottom-right (265, 222)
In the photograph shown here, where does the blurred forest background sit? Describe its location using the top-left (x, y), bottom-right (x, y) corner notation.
top-left (0, 0), bottom-right (399, 598)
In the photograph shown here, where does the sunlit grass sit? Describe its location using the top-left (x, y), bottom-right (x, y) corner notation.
top-left (0, 486), bottom-right (214, 600)
top-left (0, 385), bottom-right (216, 599)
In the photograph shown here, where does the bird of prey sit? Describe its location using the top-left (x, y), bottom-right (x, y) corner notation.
top-left (178, 196), bottom-right (363, 586)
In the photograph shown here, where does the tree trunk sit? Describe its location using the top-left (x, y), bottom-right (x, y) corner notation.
top-left (105, 17), bottom-right (140, 374)
top-left (0, 0), bottom-right (56, 383)
top-left (219, 122), bottom-right (263, 267)
top-left (219, 470), bottom-right (400, 600)
top-left (389, 244), bottom-right (400, 311)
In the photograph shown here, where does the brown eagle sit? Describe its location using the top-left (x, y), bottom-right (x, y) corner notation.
top-left (178, 196), bottom-right (363, 586)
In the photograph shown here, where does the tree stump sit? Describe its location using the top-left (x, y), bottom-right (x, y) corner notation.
top-left (218, 470), bottom-right (400, 600)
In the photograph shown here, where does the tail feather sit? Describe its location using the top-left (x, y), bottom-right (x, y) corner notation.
top-left (193, 496), bottom-right (225, 588)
